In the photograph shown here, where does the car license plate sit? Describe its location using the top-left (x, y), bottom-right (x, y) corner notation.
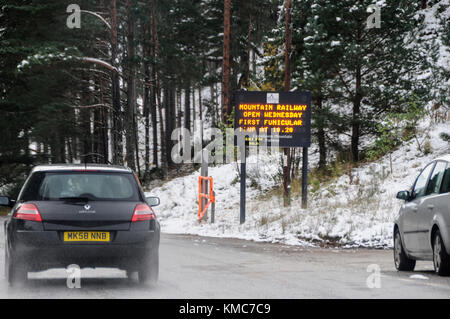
top-left (64, 231), bottom-right (110, 242)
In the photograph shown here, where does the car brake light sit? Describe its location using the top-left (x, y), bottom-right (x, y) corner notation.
top-left (132, 204), bottom-right (155, 222)
top-left (14, 203), bottom-right (42, 222)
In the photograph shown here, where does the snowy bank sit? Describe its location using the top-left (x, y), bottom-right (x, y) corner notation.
top-left (146, 122), bottom-right (450, 248)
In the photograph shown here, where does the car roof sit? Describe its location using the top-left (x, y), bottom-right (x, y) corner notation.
top-left (435, 154), bottom-right (450, 163)
top-left (31, 164), bottom-right (133, 173)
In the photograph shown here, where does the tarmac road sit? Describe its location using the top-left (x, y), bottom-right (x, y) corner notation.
top-left (0, 217), bottom-right (450, 298)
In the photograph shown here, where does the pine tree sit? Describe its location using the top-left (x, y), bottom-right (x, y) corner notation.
top-left (295, 0), bottom-right (433, 162)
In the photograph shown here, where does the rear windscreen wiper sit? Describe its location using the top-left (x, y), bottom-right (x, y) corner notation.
top-left (58, 197), bottom-right (90, 203)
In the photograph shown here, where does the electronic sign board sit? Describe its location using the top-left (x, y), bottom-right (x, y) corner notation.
top-left (234, 91), bottom-right (311, 147)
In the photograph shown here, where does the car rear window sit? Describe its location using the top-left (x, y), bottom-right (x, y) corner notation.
top-left (19, 171), bottom-right (141, 201)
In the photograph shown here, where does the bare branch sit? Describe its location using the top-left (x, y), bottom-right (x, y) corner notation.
top-left (80, 10), bottom-right (111, 29)
top-left (81, 57), bottom-right (118, 73)
top-left (72, 104), bottom-right (112, 109)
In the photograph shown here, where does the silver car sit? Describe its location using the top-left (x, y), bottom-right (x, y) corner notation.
top-left (394, 154), bottom-right (450, 275)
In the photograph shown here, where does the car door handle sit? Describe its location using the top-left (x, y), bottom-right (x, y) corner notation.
top-left (428, 204), bottom-right (435, 210)
top-left (411, 207), bottom-right (418, 212)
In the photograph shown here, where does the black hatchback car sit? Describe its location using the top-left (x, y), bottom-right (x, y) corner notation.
top-left (0, 164), bottom-right (160, 286)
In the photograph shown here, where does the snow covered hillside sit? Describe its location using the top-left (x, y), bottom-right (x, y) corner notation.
top-left (146, 120), bottom-right (449, 248)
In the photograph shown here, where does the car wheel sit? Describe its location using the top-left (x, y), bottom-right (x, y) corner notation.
top-left (394, 229), bottom-right (416, 271)
top-left (433, 230), bottom-right (450, 276)
top-left (138, 250), bottom-right (159, 286)
top-left (5, 247), bottom-right (27, 286)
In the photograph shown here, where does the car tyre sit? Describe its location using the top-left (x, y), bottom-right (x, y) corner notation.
top-left (433, 230), bottom-right (450, 276)
top-left (138, 250), bottom-right (159, 286)
top-left (5, 247), bottom-right (27, 286)
top-left (394, 229), bottom-right (416, 271)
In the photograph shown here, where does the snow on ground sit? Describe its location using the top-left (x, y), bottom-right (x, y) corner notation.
top-left (146, 121), bottom-right (449, 248)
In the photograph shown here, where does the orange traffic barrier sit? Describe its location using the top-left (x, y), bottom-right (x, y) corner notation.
top-left (198, 176), bottom-right (215, 221)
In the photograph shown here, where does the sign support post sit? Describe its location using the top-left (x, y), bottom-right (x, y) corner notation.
top-left (301, 146), bottom-right (308, 209)
top-left (240, 148), bottom-right (246, 224)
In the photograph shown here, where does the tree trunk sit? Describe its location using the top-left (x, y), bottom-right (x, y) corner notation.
top-left (284, 0), bottom-right (292, 92)
top-left (110, 0), bottom-right (123, 165)
top-left (125, 0), bottom-right (136, 171)
top-left (192, 84), bottom-right (196, 127)
top-left (150, 72), bottom-right (158, 168)
top-left (244, 1), bottom-right (252, 87)
top-left (176, 89), bottom-right (182, 132)
top-left (143, 45), bottom-right (151, 177)
top-left (317, 96), bottom-right (326, 169)
top-left (351, 66), bottom-right (361, 163)
top-left (134, 114), bottom-right (141, 177)
top-left (99, 75), bottom-right (108, 164)
top-left (157, 87), bottom-right (165, 174)
top-left (80, 72), bottom-right (92, 163)
top-left (252, 48), bottom-right (256, 74)
top-left (351, 25), bottom-right (363, 163)
top-left (184, 84), bottom-right (191, 132)
top-left (43, 143), bottom-right (49, 164)
top-left (221, 0), bottom-right (231, 123)
top-left (198, 86), bottom-right (203, 146)
top-left (210, 81), bottom-right (216, 127)
top-left (59, 134), bottom-right (66, 163)
top-left (214, 82), bottom-right (219, 123)
top-left (283, 0), bottom-right (292, 207)
top-left (147, 7), bottom-right (158, 168)
top-left (151, 0), bottom-right (165, 176)
top-left (93, 103), bottom-right (100, 162)
top-left (164, 86), bottom-right (176, 167)
top-left (67, 138), bottom-right (73, 163)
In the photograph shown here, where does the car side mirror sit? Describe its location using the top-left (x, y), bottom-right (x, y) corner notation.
top-left (396, 191), bottom-right (410, 201)
top-left (146, 196), bottom-right (160, 207)
top-left (0, 196), bottom-right (14, 207)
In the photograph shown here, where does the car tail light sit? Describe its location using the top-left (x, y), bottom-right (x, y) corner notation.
top-left (13, 203), bottom-right (42, 222)
top-left (132, 204), bottom-right (155, 222)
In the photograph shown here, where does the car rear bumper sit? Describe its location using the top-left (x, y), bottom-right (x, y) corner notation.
top-left (11, 230), bottom-right (159, 271)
